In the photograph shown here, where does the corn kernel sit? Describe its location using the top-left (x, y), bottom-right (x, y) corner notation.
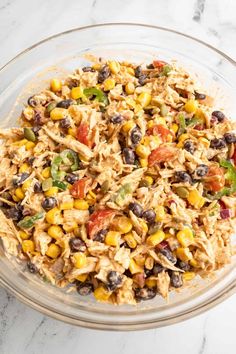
top-left (103, 78), bottom-right (115, 91)
top-left (122, 120), bottom-right (135, 133)
top-left (164, 233), bottom-right (172, 239)
top-left (108, 61), bottom-right (120, 74)
top-left (154, 117), bottom-right (166, 126)
top-left (135, 144), bottom-right (150, 158)
top-left (124, 232), bottom-right (137, 248)
top-left (19, 230), bottom-right (29, 240)
top-left (147, 120), bottom-right (154, 129)
top-left (44, 187), bottom-right (58, 197)
top-left (68, 127), bottom-right (77, 137)
top-left (76, 273), bottom-right (88, 282)
top-left (88, 190), bottom-right (96, 199)
top-left (73, 252), bottom-right (87, 268)
top-left (139, 158), bottom-right (148, 168)
top-left (137, 92), bottom-right (152, 108)
top-left (176, 247), bottom-right (193, 262)
top-left (22, 179), bottom-right (32, 193)
top-left (105, 231), bottom-right (121, 247)
top-left (190, 258), bottom-right (198, 268)
top-left (63, 222), bottom-right (78, 233)
top-left (74, 199), bottom-right (89, 210)
top-left (15, 187), bottom-right (25, 200)
top-left (135, 254), bottom-right (146, 266)
top-left (140, 219), bottom-right (148, 234)
top-left (50, 107), bottom-right (68, 121)
top-left (12, 195), bottom-right (20, 202)
top-left (14, 138), bottom-right (27, 147)
top-left (125, 82), bottom-right (135, 95)
top-left (48, 225), bottom-right (64, 240)
top-left (129, 258), bottom-right (143, 274)
top-left (22, 240), bottom-right (35, 253)
top-left (46, 243), bottom-right (61, 258)
top-left (42, 167), bottom-right (51, 179)
top-left (177, 133), bottom-right (190, 148)
top-left (199, 137), bottom-right (210, 148)
top-left (50, 78), bottom-right (62, 92)
top-left (19, 163), bottom-right (30, 173)
top-left (145, 277), bottom-right (157, 288)
top-left (177, 228), bottom-right (194, 247)
top-left (25, 141), bottom-right (35, 151)
top-left (155, 206), bottom-right (165, 222)
top-left (60, 201), bottom-right (74, 210)
top-left (92, 63), bottom-right (101, 70)
top-left (184, 99), bottom-right (198, 113)
top-left (143, 176), bottom-right (153, 186)
top-left (94, 286), bottom-right (111, 302)
top-left (145, 256), bottom-right (154, 270)
top-left (23, 106), bottom-right (35, 121)
top-left (127, 67), bottom-right (135, 76)
top-left (183, 272), bottom-right (196, 281)
top-left (187, 189), bottom-right (205, 209)
top-left (46, 208), bottom-right (63, 225)
top-left (147, 230), bottom-right (165, 246)
top-left (171, 123), bottom-right (179, 134)
top-left (113, 216), bottom-right (133, 234)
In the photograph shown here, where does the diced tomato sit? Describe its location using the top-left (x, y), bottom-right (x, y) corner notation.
top-left (87, 209), bottom-right (115, 238)
top-left (153, 60), bottom-right (166, 68)
top-left (146, 124), bottom-right (173, 142)
top-left (148, 146), bottom-right (175, 166)
top-left (76, 123), bottom-right (90, 147)
top-left (70, 177), bottom-right (91, 199)
top-left (204, 165), bottom-right (225, 192)
top-left (157, 241), bottom-right (169, 249)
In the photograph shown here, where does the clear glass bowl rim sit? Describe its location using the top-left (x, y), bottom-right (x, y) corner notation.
top-left (0, 23), bottom-right (236, 331)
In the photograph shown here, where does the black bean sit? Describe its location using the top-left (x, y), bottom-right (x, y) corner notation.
top-left (59, 118), bottom-right (71, 129)
top-left (32, 125), bottom-right (41, 136)
top-left (77, 282), bottom-right (93, 296)
top-left (134, 66), bottom-right (143, 78)
top-left (27, 157), bottom-right (35, 166)
top-left (170, 271), bottom-right (183, 288)
top-left (128, 202), bottom-right (143, 217)
top-left (138, 74), bottom-right (147, 86)
top-left (82, 66), bottom-right (95, 72)
top-left (194, 91), bottom-right (206, 100)
top-left (130, 127), bottom-right (142, 145)
top-left (144, 267), bottom-right (153, 277)
top-left (142, 209), bottom-right (156, 223)
top-left (93, 229), bottom-right (108, 242)
top-left (183, 140), bottom-right (195, 154)
top-left (27, 261), bottom-right (38, 273)
top-left (159, 248), bottom-right (177, 264)
top-left (123, 148), bottom-right (135, 165)
top-left (224, 133), bottom-right (236, 144)
top-left (6, 207), bottom-right (22, 221)
top-left (98, 65), bottom-right (110, 83)
top-left (57, 99), bottom-right (75, 109)
top-left (175, 171), bottom-right (192, 183)
top-left (42, 197), bottom-right (57, 210)
top-left (69, 238), bottom-right (86, 252)
top-left (107, 270), bottom-right (122, 291)
top-left (34, 111), bottom-right (44, 126)
top-left (135, 287), bottom-right (156, 301)
top-left (195, 164), bottom-right (209, 177)
top-left (146, 63), bottom-right (154, 69)
top-left (212, 110), bottom-right (225, 122)
top-left (210, 138), bottom-right (226, 149)
top-left (88, 205), bottom-right (95, 215)
top-left (12, 173), bottom-right (29, 187)
top-left (177, 260), bottom-right (191, 272)
top-left (65, 173), bottom-right (79, 184)
top-left (153, 264), bottom-right (165, 275)
top-left (110, 114), bottom-right (123, 124)
top-left (27, 96), bottom-right (37, 107)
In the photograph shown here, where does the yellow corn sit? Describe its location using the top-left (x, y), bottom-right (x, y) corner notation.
top-left (190, 258), bottom-right (198, 268)
top-left (92, 63), bottom-right (101, 70)
top-left (22, 179), bottom-right (32, 193)
top-left (164, 233), bottom-right (172, 239)
top-left (129, 258), bottom-right (143, 274)
top-left (105, 231), bottom-right (121, 247)
top-left (45, 186), bottom-right (58, 197)
top-left (145, 277), bottom-right (157, 288)
top-left (41, 167), bottom-right (51, 178)
top-left (154, 117), bottom-right (166, 126)
top-left (50, 78), bottom-right (62, 92)
top-left (184, 99), bottom-right (198, 113)
top-left (88, 190), bottom-right (96, 199)
top-left (137, 92), bottom-right (152, 108)
top-left (60, 200), bottom-right (74, 210)
top-left (19, 230), bottom-right (29, 240)
top-left (22, 240), bottom-right (35, 253)
top-left (145, 256), bottom-right (154, 270)
top-left (140, 219), bottom-right (148, 234)
top-left (12, 195), bottom-right (20, 202)
top-left (127, 67), bottom-right (135, 76)
top-left (143, 175), bottom-right (153, 186)
top-left (47, 225), bottom-right (64, 240)
top-left (171, 123), bottom-right (179, 134)
top-left (139, 158), bottom-right (148, 168)
top-left (113, 216), bottom-right (132, 234)
top-left (176, 247), bottom-right (193, 262)
top-left (12, 138), bottom-right (28, 147)
top-left (125, 82), bottom-right (135, 95)
top-left (135, 254), bottom-right (146, 266)
top-left (19, 163), bottom-right (30, 173)
top-left (15, 187), bottom-right (25, 200)
top-left (146, 230), bottom-right (165, 246)
top-left (50, 107), bottom-right (68, 121)
top-left (103, 78), bottom-right (115, 91)
top-left (94, 286), bottom-right (111, 302)
top-left (46, 243), bottom-right (61, 258)
top-left (76, 273), bottom-right (88, 282)
top-left (23, 106), bottom-right (35, 121)
top-left (46, 208), bottom-right (63, 225)
top-left (25, 141), bottom-right (35, 151)
top-left (108, 61), bottom-right (120, 74)
top-left (68, 127), bottom-right (77, 137)
top-left (147, 120), bottom-right (154, 129)
top-left (74, 199), bottom-right (89, 210)
top-left (122, 120), bottom-right (135, 133)
top-left (135, 144), bottom-right (150, 158)
top-left (155, 206), bottom-right (165, 222)
top-left (183, 272), bottom-right (196, 281)
top-left (198, 137), bottom-right (210, 148)
top-left (177, 228), bottom-right (194, 247)
top-left (73, 252), bottom-right (87, 269)
top-left (187, 189), bottom-right (205, 209)
top-left (177, 133), bottom-right (190, 148)
top-left (63, 222), bottom-right (78, 233)
top-left (124, 232), bottom-right (137, 248)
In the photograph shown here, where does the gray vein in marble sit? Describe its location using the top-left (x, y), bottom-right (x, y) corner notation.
top-left (25, 317), bottom-right (46, 350)
top-left (193, 0), bottom-right (206, 22)
top-left (199, 317), bottom-right (208, 354)
top-left (92, 0), bottom-right (97, 8)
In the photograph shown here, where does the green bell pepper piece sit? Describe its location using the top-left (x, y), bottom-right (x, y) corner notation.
top-left (18, 211), bottom-right (45, 229)
top-left (83, 87), bottom-right (108, 105)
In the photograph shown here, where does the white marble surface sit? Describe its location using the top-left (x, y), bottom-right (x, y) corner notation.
top-left (1, 0), bottom-right (236, 353)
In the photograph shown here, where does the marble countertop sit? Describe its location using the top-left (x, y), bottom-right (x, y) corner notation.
top-left (0, 0), bottom-right (236, 353)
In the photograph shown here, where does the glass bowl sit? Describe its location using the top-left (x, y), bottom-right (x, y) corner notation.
top-left (0, 23), bottom-right (236, 331)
